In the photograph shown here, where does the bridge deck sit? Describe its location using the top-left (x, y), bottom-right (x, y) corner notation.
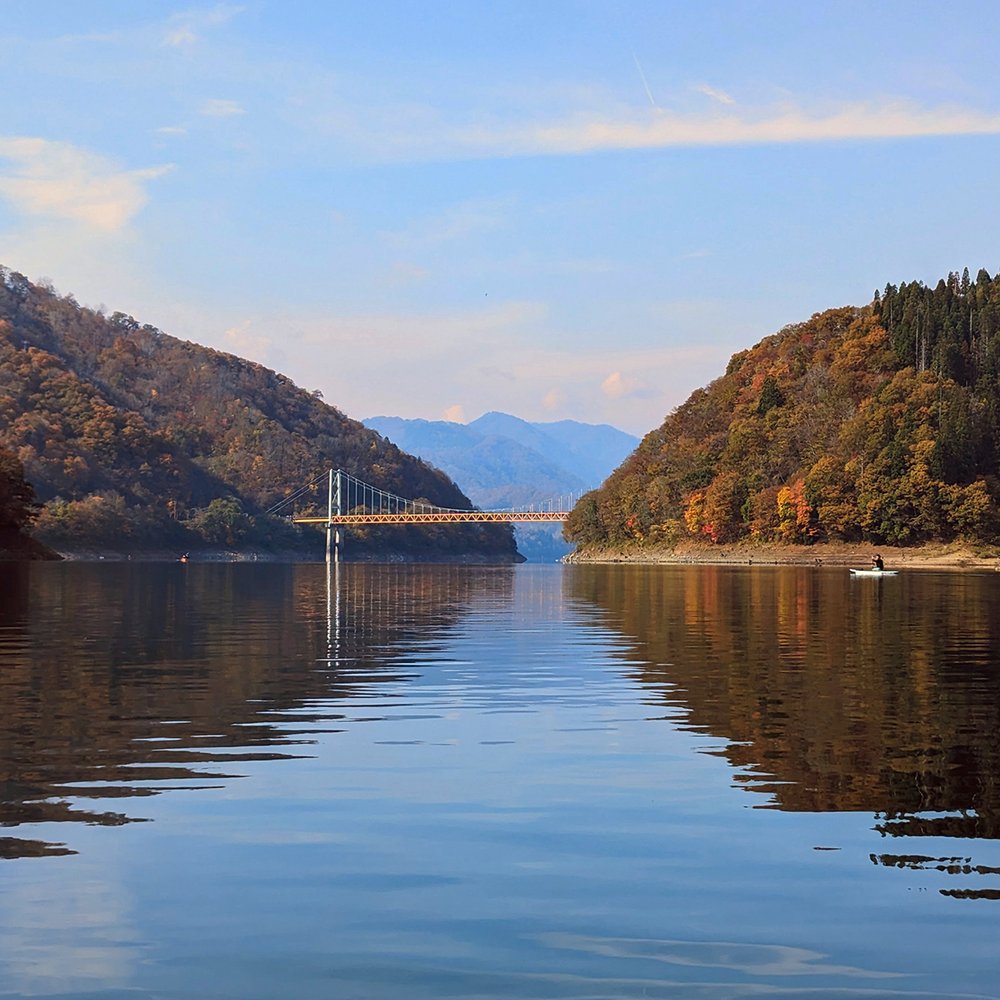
top-left (293, 511), bottom-right (569, 525)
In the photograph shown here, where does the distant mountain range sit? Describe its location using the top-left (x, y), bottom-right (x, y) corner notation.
top-left (364, 412), bottom-right (639, 560)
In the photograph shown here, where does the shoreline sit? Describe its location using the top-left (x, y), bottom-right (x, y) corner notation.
top-left (42, 548), bottom-right (525, 565)
top-left (564, 540), bottom-right (1000, 571)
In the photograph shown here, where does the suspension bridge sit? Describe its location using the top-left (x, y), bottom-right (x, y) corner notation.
top-left (267, 469), bottom-right (576, 562)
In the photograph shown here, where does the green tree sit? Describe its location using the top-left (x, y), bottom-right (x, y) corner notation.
top-left (189, 498), bottom-right (249, 547)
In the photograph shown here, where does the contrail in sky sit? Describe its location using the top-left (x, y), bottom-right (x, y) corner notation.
top-left (632, 49), bottom-right (657, 107)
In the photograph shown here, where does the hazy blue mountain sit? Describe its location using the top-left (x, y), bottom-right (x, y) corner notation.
top-left (363, 416), bottom-right (584, 509)
top-left (468, 412), bottom-right (638, 487)
top-left (364, 413), bottom-right (639, 561)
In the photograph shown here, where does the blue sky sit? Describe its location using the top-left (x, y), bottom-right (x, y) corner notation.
top-left (2, 2), bottom-right (999, 435)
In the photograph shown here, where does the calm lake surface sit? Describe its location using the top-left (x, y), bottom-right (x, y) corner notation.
top-left (1, 561), bottom-right (999, 999)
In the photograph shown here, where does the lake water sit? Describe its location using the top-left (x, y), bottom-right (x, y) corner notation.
top-left (1, 561), bottom-right (999, 999)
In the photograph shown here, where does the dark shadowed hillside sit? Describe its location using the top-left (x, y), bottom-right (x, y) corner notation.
top-left (567, 269), bottom-right (1000, 552)
top-left (0, 266), bottom-right (517, 561)
top-left (0, 444), bottom-right (57, 560)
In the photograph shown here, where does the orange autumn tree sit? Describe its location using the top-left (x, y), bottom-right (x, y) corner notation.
top-left (775, 479), bottom-right (816, 542)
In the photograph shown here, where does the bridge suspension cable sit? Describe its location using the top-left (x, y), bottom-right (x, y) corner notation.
top-left (265, 470), bottom-right (330, 517)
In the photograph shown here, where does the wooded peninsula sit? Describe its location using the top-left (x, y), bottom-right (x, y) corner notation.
top-left (565, 268), bottom-right (1000, 564)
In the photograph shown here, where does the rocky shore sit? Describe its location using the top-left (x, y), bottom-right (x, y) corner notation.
top-left (565, 540), bottom-right (1000, 571)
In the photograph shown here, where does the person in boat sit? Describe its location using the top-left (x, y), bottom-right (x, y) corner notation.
top-left (871, 553), bottom-right (884, 571)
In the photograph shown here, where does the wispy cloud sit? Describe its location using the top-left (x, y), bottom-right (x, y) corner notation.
top-left (200, 98), bottom-right (246, 117)
top-left (456, 100), bottom-right (1000, 157)
top-left (164, 25), bottom-right (198, 48)
top-left (341, 97), bottom-right (1000, 163)
top-left (696, 83), bottom-right (736, 106)
top-left (163, 4), bottom-right (245, 48)
top-left (0, 137), bottom-right (172, 231)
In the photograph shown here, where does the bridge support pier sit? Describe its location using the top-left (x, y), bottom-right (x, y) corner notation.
top-left (325, 468), bottom-right (344, 565)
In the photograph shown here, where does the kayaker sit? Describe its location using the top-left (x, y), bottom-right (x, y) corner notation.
top-left (871, 553), bottom-right (884, 571)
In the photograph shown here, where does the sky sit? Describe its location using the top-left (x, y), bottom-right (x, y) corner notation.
top-left (2, 1), bottom-right (1000, 436)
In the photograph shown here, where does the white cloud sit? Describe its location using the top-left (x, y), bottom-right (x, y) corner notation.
top-left (200, 98), bottom-right (246, 117)
top-left (601, 371), bottom-right (652, 401)
top-left (155, 125), bottom-right (188, 136)
top-left (476, 100), bottom-right (1000, 156)
top-left (442, 404), bottom-right (466, 422)
top-left (0, 137), bottom-right (172, 231)
top-left (346, 98), bottom-right (1000, 162)
top-left (163, 4), bottom-right (245, 48)
top-left (696, 83), bottom-right (736, 106)
top-left (164, 26), bottom-right (198, 47)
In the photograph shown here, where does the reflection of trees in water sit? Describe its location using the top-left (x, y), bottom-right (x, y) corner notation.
top-left (568, 564), bottom-right (1000, 898)
top-left (0, 562), bottom-right (513, 860)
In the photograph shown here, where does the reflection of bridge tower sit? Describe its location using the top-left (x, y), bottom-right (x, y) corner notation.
top-left (318, 560), bottom-right (520, 668)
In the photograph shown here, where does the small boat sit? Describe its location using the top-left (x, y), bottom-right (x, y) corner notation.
top-left (849, 568), bottom-right (898, 576)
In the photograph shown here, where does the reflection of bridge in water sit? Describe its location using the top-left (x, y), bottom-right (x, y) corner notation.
top-left (270, 469), bottom-right (575, 561)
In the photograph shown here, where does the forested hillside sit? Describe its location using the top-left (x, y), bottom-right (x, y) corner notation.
top-left (566, 269), bottom-right (1000, 551)
top-left (0, 266), bottom-right (517, 560)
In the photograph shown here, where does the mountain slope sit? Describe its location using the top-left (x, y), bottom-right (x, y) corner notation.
top-left (566, 270), bottom-right (1000, 552)
top-left (0, 266), bottom-right (517, 561)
